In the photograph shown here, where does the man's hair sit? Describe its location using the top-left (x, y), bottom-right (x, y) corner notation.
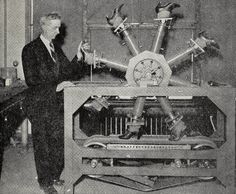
top-left (40, 12), bottom-right (61, 26)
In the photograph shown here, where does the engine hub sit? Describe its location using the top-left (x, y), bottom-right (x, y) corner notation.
top-left (125, 51), bottom-right (172, 86)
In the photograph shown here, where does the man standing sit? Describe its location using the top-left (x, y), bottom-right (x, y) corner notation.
top-left (22, 12), bottom-right (92, 194)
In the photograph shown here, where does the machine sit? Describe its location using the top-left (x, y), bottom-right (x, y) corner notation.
top-left (62, 3), bottom-right (235, 194)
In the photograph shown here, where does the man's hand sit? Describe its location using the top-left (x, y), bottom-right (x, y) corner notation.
top-left (77, 40), bottom-right (90, 61)
top-left (77, 40), bottom-right (98, 65)
top-left (56, 81), bottom-right (75, 92)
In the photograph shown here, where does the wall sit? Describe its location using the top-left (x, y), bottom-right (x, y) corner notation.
top-left (0, 0), bottom-right (26, 80)
top-left (200, 0), bottom-right (236, 86)
top-left (33, 0), bottom-right (83, 60)
top-left (0, 0), bottom-right (5, 67)
top-left (6, 0), bottom-right (26, 80)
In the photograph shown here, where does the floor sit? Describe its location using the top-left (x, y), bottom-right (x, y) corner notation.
top-left (0, 143), bottom-right (233, 194)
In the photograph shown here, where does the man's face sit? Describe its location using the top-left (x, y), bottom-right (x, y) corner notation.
top-left (42, 19), bottom-right (61, 41)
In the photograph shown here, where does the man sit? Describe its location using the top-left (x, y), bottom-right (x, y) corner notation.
top-left (22, 12), bottom-right (92, 194)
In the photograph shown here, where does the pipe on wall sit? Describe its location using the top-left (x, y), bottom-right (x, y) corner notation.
top-left (3, 0), bottom-right (7, 67)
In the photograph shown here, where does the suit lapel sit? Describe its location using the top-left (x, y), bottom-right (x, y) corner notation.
top-left (35, 37), bottom-right (60, 77)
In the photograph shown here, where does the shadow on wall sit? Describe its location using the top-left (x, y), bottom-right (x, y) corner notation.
top-left (54, 22), bottom-right (67, 48)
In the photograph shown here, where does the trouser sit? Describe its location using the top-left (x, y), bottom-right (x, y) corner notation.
top-left (31, 110), bottom-right (64, 187)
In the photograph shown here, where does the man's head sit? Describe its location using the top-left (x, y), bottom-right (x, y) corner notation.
top-left (40, 12), bottom-right (61, 41)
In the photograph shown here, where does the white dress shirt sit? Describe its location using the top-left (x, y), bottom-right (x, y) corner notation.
top-left (40, 34), bottom-right (54, 60)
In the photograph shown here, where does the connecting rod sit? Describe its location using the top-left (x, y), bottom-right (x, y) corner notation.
top-left (98, 58), bottom-right (128, 72)
top-left (151, 19), bottom-right (171, 53)
top-left (167, 35), bottom-right (219, 69)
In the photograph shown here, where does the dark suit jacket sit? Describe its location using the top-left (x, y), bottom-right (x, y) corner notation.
top-left (22, 36), bottom-right (84, 121)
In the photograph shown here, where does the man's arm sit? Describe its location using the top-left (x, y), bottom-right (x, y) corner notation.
top-left (56, 41), bottom-right (95, 83)
top-left (56, 47), bottom-right (85, 82)
top-left (22, 45), bottom-right (42, 87)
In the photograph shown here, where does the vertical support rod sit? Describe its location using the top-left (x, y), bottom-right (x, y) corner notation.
top-left (120, 117), bottom-right (123, 134)
top-left (194, 0), bottom-right (202, 84)
top-left (150, 118), bottom-right (153, 135)
top-left (82, 0), bottom-right (93, 81)
top-left (82, 0), bottom-right (88, 39)
top-left (110, 117), bottom-right (112, 134)
top-left (25, 0), bottom-right (34, 43)
top-left (194, 0), bottom-right (201, 36)
top-left (125, 117), bottom-right (128, 131)
top-left (30, 0), bottom-right (34, 41)
top-left (190, 31), bottom-right (194, 83)
top-left (105, 117), bottom-right (107, 136)
top-left (155, 118), bottom-right (158, 135)
top-left (115, 117), bottom-right (118, 134)
top-left (160, 117), bottom-right (163, 134)
top-left (3, 0), bottom-right (7, 67)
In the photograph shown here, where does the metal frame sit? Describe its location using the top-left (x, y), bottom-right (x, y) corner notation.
top-left (63, 84), bottom-right (235, 194)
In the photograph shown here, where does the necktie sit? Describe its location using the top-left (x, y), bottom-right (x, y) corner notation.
top-left (49, 42), bottom-right (57, 62)
top-left (49, 42), bottom-right (59, 76)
